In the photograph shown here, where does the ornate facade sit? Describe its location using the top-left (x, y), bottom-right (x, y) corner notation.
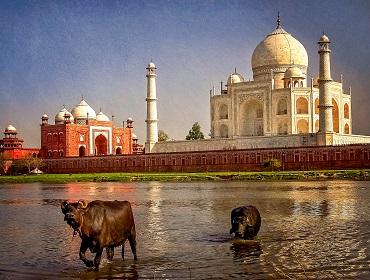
top-left (210, 17), bottom-right (352, 139)
top-left (0, 125), bottom-right (40, 159)
top-left (40, 98), bottom-right (136, 158)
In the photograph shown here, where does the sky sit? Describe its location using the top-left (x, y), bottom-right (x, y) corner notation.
top-left (1, 0), bottom-right (370, 147)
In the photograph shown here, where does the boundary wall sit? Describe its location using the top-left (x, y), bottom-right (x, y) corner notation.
top-left (43, 144), bottom-right (370, 173)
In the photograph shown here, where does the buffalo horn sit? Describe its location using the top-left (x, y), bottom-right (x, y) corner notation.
top-left (77, 199), bottom-right (88, 209)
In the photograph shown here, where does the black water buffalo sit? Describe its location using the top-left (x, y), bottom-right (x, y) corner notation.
top-left (61, 200), bottom-right (137, 270)
top-left (229, 205), bottom-right (261, 240)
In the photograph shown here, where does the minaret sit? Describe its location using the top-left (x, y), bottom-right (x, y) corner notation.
top-left (318, 34), bottom-right (333, 133)
top-left (145, 61), bottom-right (158, 153)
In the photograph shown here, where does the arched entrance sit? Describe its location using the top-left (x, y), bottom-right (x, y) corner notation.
top-left (296, 97), bottom-right (308, 114)
top-left (278, 122), bottom-right (288, 135)
top-left (220, 124), bottom-right (228, 138)
top-left (332, 98), bottom-right (339, 133)
top-left (277, 99), bottom-right (287, 115)
top-left (315, 120), bottom-right (319, 132)
top-left (79, 146), bottom-right (86, 157)
top-left (314, 98), bottom-right (319, 114)
top-left (344, 123), bottom-right (350, 134)
top-left (219, 104), bottom-right (228, 119)
top-left (116, 147), bottom-right (122, 155)
top-left (297, 119), bottom-right (309, 133)
top-left (95, 134), bottom-right (108, 155)
top-left (240, 100), bottom-right (264, 136)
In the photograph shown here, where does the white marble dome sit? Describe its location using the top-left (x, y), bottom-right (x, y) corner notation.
top-left (96, 111), bottom-right (110, 122)
top-left (55, 107), bottom-right (74, 124)
top-left (319, 34), bottom-right (330, 43)
top-left (71, 99), bottom-right (96, 120)
top-left (251, 25), bottom-right (308, 75)
top-left (284, 66), bottom-right (303, 78)
top-left (5, 124), bottom-right (16, 132)
top-left (227, 72), bottom-right (244, 84)
top-left (147, 62), bottom-right (156, 68)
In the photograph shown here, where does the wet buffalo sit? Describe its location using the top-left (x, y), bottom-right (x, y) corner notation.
top-left (61, 200), bottom-right (137, 270)
top-left (229, 205), bottom-right (261, 240)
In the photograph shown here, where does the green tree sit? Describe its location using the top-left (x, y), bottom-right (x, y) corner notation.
top-left (158, 130), bottom-right (169, 142)
top-left (18, 156), bottom-right (45, 173)
top-left (186, 122), bottom-right (205, 140)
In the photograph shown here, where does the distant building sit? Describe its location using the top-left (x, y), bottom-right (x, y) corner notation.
top-left (0, 125), bottom-right (40, 159)
top-left (40, 98), bottom-right (138, 158)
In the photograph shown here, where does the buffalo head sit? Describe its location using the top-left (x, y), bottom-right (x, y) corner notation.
top-left (61, 200), bottom-right (88, 231)
top-left (230, 206), bottom-right (261, 240)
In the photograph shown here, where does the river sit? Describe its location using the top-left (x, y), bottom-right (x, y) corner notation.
top-left (0, 181), bottom-right (369, 279)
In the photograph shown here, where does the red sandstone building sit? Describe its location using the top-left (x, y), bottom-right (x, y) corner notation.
top-left (40, 98), bottom-right (139, 158)
top-left (0, 125), bottom-right (40, 159)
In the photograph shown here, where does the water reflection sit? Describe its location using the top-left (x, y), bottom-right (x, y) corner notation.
top-left (230, 241), bottom-right (263, 262)
top-left (0, 181), bottom-right (370, 279)
top-left (146, 182), bottom-right (166, 249)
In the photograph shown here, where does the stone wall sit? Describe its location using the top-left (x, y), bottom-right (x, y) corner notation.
top-left (44, 143), bottom-right (370, 173)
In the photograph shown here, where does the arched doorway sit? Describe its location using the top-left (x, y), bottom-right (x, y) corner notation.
top-left (314, 98), bottom-right (319, 114)
top-left (79, 146), bottom-right (86, 157)
top-left (344, 123), bottom-right (350, 134)
top-left (220, 124), bottom-right (228, 138)
top-left (344, 103), bottom-right (349, 119)
top-left (95, 134), bottom-right (108, 155)
top-left (278, 122), bottom-right (288, 135)
top-left (116, 147), bottom-right (122, 155)
top-left (240, 100), bottom-right (264, 136)
top-left (277, 99), bottom-right (287, 115)
top-left (315, 120), bottom-right (319, 132)
top-left (219, 104), bottom-right (228, 119)
top-left (297, 119), bottom-right (309, 133)
top-left (296, 97), bottom-right (308, 114)
top-left (332, 98), bottom-right (339, 133)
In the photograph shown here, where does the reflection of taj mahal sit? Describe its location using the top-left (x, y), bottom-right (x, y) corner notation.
top-left (147, 16), bottom-right (370, 154)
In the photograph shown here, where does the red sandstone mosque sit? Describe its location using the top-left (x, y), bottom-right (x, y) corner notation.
top-left (39, 98), bottom-right (142, 158)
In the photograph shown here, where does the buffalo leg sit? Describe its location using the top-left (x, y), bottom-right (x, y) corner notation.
top-left (93, 247), bottom-right (103, 271)
top-left (121, 240), bottom-right (126, 261)
top-left (79, 240), bottom-right (94, 268)
top-left (128, 235), bottom-right (137, 261)
top-left (106, 246), bottom-right (114, 263)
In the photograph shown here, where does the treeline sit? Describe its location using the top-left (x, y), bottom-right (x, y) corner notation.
top-left (0, 155), bottom-right (44, 175)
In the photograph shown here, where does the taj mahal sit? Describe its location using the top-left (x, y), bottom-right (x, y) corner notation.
top-left (145, 16), bottom-right (370, 154)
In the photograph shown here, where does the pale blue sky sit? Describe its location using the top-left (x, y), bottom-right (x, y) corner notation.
top-left (1, 0), bottom-right (369, 146)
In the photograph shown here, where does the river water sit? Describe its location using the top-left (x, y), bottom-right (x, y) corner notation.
top-left (0, 181), bottom-right (370, 279)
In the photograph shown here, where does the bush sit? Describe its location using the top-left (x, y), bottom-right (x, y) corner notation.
top-left (263, 159), bottom-right (282, 171)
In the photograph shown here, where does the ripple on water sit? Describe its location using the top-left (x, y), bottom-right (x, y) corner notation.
top-left (1, 181), bottom-right (370, 279)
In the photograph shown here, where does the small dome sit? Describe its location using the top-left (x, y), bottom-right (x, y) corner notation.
top-left (96, 111), bottom-right (110, 122)
top-left (147, 62), bottom-right (156, 68)
top-left (5, 124), bottom-right (16, 132)
top-left (227, 72), bottom-right (244, 84)
top-left (319, 34), bottom-right (330, 43)
top-left (71, 99), bottom-right (96, 120)
top-left (127, 117), bottom-right (133, 122)
top-left (42, 114), bottom-right (49, 118)
top-left (132, 133), bottom-right (138, 139)
top-left (55, 107), bottom-right (74, 124)
top-left (284, 66), bottom-right (303, 79)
